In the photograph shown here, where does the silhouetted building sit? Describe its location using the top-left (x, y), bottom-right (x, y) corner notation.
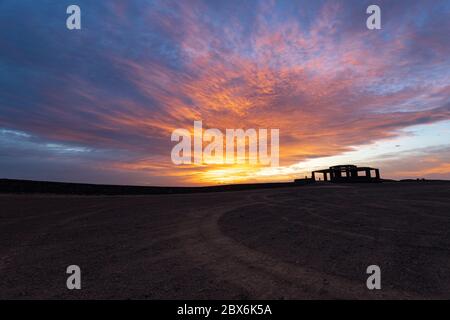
top-left (295, 164), bottom-right (381, 183)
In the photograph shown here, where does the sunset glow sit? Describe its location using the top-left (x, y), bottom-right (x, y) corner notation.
top-left (0, 0), bottom-right (449, 185)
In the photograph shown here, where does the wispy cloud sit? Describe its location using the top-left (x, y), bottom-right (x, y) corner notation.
top-left (0, 0), bottom-right (449, 185)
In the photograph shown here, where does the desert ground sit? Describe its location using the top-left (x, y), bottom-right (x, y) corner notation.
top-left (1, 181), bottom-right (450, 299)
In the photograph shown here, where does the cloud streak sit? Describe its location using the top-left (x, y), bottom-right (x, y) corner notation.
top-left (0, 0), bottom-right (449, 185)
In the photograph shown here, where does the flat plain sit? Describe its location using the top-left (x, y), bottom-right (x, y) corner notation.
top-left (1, 181), bottom-right (449, 299)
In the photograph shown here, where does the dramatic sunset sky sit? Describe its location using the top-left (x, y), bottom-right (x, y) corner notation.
top-left (1, 0), bottom-right (449, 186)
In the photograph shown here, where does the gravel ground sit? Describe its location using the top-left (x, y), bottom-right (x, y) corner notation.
top-left (1, 182), bottom-right (449, 299)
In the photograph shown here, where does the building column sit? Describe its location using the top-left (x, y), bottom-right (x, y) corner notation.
top-left (324, 172), bottom-right (328, 181)
top-left (375, 169), bottom-right (380, 179)
top-left (312, 172), bottom-right (316, 181)
top-left (365, 169), bottom-right (371, 178)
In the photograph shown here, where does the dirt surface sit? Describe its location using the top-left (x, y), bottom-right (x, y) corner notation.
top-left (1, 182), bottom-right (450, 299)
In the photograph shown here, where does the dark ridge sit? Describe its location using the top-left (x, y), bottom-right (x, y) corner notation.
top-left (1, 178), bottom-right (448, 196)
top-left (0, 178), bottom-right (297, 195)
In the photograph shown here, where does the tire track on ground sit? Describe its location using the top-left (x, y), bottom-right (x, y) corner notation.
top-left (178, 192), bottom-right (425, 299)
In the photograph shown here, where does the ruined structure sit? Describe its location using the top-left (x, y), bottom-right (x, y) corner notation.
top-left (295, 164), bottom-right (381, 183)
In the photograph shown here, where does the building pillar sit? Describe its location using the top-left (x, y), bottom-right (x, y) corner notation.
top-left (375, 169), bottom-right (380, 179)
top-left (312, 172), bottom-right (316, 181)
top-left (365, 169), bottom-right (371, 178)
top-left (324, 172), bottom-right (328, 181)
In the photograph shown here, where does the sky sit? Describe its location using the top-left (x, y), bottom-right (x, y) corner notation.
top-left (0, 0), bottom-right (449, 186)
